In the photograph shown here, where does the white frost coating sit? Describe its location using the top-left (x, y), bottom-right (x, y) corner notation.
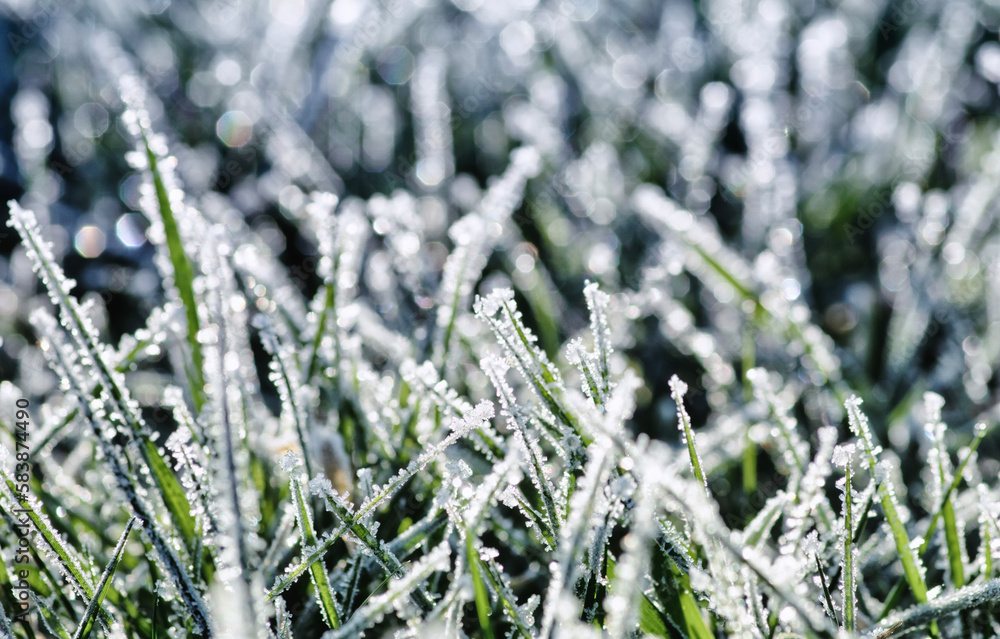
top-left (845, 396), bottom-right (884, 472)
top-left (0, 603), bottom-right (13, 639)
top-left (411, 49), bottom-right (454, 189)
top-left (6, 15), bottom-right (999, 639)
top-left (322, 542), bottom-right (452, 639)
top-left (835, 441), bottom-right (857, 633)
top-left (9, 202), bottom-right (214, 634)
top-left (923, 391), bottom-right (946, 425)
top-left (923, 391), bottom-right (954, 509)
top-left (308, 476), bottom-right (334, 497)
top-left (1, 449), bottom-right (94, 608)
top-left (120, 73), bottom-right (210, 294)
top-left (199, 226), bottom-right (265, 632)
top-left (601, 369), bottom-right (641, 437)
top-left (478, 147), bottom-right (541, 226)
top-left (582, 280), bottom-right (613, 400)
top-left (482, 354), bottom-right (564, 535)
top-left (781, 425), bottom-right (838, 553)
top-left (635, 184), bottom-right (843, 390)
top-left (741, 491), bottom-right (790, 548)
top-left (353, 400), bottom-right (494, 522)
top-left (864, 579), bottom-right (1000, 639)
top-left (670, 374), bottom-right (706, 490)
top-left (832, 443), bottom-right (856, 468)
top-left (280, 451), bottom-right (301, 475)
top-left (539, 443), bottom-right (614, 637)
top-left (434, 147), bottom-right (542, 367)
top-left (274, 596), bottom-right (294, 639)
top-left (748, 367), bottom-right (809, 486)
top-left (633, 185), bottom-right (755, 298)
top-left (475, 288), bottom-right (575, 436)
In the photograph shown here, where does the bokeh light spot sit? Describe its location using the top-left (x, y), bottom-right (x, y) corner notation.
top-left (116, 213), bottom-right (147, 248)
top-left (377, 46), bottom-right (415, 85)
top-left (75, 226), bottom-right (106, 258)
top-left (216, 111), bottom-right (253, 147)
top-left (74, 103), bottom-right (110, 139)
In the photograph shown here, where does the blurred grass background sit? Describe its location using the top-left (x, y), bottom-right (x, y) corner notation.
top-left (1, 0), bottom-right (999, 486)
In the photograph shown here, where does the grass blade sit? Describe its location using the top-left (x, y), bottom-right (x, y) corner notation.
top-left (833, 444), bottom-right (857, 633)
top-left (865, 579), bottom-right (1000, 639)
top-left (122, 97), bottom-right (206, 412)
top-left (646, 544), bottom-right (713, 639)
top-left (0, 455), bottom-right (108, 627)
top-left (0, 602), bottom-right (14, 639)
top-left (32, 593), bottom-right (72, 639)
top-left (879, 421), bottom-right (987, 618)
top-left (289, 469), bottom-right (341, 629)
top-left (467, 533), bottom-right (496, 639)
top-left (845, 398), bottom-right (929, 606)
top-left (670, 376), bottom-right (706, 491)
top-left (73, 517), bottom-right (137, 639)
top-left (324, 542), bottom-right (451, 639)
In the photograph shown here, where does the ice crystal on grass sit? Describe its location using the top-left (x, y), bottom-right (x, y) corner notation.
top-left (670, 375), bottom-right (707, 491)
top-left (475, 289), bottom-right (581, 445)
top-left (835, 443), bottom-right (858, 633)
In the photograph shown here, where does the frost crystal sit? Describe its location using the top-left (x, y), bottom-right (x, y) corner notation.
top-left (832, 443), bottom-right (856, 468)
top-left (280, 451), bottom-right (301, 474)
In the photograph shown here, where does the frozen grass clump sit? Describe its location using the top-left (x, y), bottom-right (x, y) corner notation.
top-left (2, 1), bottom-right (1000, 638)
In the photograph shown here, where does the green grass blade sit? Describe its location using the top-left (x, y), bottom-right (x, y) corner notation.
top-left (942, 498), bottom-right (965, 587)
top-left (264, 521), bottom-right (348, 601)
top-left (742, 316), bottom-right (757, 493)
top-left (314, 488), bottom-right (434, 613)
top-left (467, 533), bottom-right (496, 639)
top-left (32, 593), bottom-right (72, 639)
top-left (634, 548), bottom-right (712, 639)
top-left (72, 517), bottom-right (137, 639)
top-left (9, 210), bottom-right (206, 619)
top-left (981, 485), bottom-right (998, 582)
top-left (480, 558), bottom-right (533, 639)
top-left (327, 543), bottom-right (450, 639)
top-left (306, 281), bottom-right (336, 382)
top-left (846, 398), bottom-right (929, 606)
top-left (143, 439), bottom-right (198, 555)
top-left (638, 594), bottom-right (671, 638)
top-left (670, 376), bottom-right (707, 491)
top-left (475, 290), bottom-right (583, 441)
top-left (837, 448), bottom-right (856, 633)
top-left (0, 468), bottom-right (110, 629)
top-left (141, 136), bottom-right (206, 413)
top-left (879, 422), bottom-right (987, 618)
top-left (270, 393), bottom-right (487, 597)
top-left (926, 394), bottom-right (966, 590)
top-left (25, 308), bottom-right (209, 632)
top-left (879, 486), bottom-right (927, 601)
top-left (290, 475), bottom-right (341, 629)
top-left (814, 555), bottom-right (839, 627)
top-left (677, 590), bottom-right (713, 639)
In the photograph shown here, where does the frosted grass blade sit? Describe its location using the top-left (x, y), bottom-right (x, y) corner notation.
top-left (0, 603), bottom-right (13, 639)
top-left (289, 470), bottom-right (341, 629)
top-left (845, 397), bottom-right (928, 606)
top-left (72, 517), bottom-right (137, 639)
top-left (119, 81), bottom-right (206, 413)
top-left (866, 580), bottom-right (1000, 639)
